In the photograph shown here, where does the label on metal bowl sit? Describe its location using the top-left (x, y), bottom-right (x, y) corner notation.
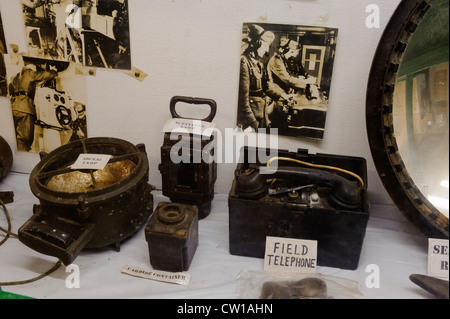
top-left (71, 154), bottom-right (112, 170)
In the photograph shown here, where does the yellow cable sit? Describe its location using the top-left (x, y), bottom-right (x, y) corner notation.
top-left (266, 156), bottom-right (365, 190)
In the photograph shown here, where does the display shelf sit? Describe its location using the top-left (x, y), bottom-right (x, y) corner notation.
top-left (0, 171), bottom-right (439, 299)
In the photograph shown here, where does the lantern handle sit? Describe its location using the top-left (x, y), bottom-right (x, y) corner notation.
top-left (170, 96), bottom-right (217, 122)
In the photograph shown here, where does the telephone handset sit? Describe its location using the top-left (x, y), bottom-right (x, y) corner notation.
top-left (236, 166), bottom-right (362, 211)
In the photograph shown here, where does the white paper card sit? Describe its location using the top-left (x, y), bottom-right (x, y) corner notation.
top-left (427, 238), bottom-right (449, 278)
top-left (121, 265), bottom-right (191, 286)
top-left (71, 154), bottom-right (112, 170)
top-left (162, 118), bottom-right (216, 137)
top-left (264, 236), bottom-right (317, 274)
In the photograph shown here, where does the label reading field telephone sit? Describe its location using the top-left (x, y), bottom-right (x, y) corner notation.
top-left (264, 237), bottom-right (317, 274)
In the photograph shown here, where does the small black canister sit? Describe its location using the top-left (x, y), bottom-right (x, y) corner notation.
top-left (145, 202), bottom-right (199, 272)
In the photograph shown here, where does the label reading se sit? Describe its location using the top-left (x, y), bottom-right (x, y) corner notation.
top-left (428, 238), bottom-right (449, 278)
top-left (264, 237), bottom-right (317, 274)
top-left (71, 154), bottom-right (112, 170)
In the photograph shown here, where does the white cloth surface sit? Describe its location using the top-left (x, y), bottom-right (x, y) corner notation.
top-left (0, 172), bottom-right (438, 299)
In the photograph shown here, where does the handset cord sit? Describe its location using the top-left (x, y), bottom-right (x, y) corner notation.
top-left (266, 156), bottom-right (365, 190)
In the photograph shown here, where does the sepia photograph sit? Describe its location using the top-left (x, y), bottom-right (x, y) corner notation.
top-left (236, 22), bottom-right (338, 140)
top-left (22, 0), bottom-right (131, 70)
top-left (0, 12), bottom-right (7, 96)
top-left (5, 54), bottom-right (87, 153)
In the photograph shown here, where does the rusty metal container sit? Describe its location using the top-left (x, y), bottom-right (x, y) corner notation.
top-left (145, 202), bottom-right (198, 272)
top-left (0, 136), bottom-right (13, 181)
top-left (18, 137), bottom-right (155, 265)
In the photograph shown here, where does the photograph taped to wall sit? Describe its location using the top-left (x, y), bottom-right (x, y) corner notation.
top-left (0, 12), bottom-right (7, 96)
top-left (237, 23), bottom-right (338, 140)
top-left (5, 54), bottom-right (87, 153)
top-left (22, 0), bottom-right (131, 70)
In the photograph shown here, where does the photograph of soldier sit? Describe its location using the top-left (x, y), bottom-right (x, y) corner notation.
top-left (237, 24), bottom-right (293, 132)
top-left (5, 55), bottom-right (87, 153)
top-left (21, 0), bottom-right (131, 70)
top-left (236, 23), bottom-right (338, 140)
top-left (69, 102), bottom-right (87, 142)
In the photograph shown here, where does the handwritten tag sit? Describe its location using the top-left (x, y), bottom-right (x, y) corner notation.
top-left (264, 237), bottom-right (317, 274)
top-left (121, 265), bottom-right (190, 286)
top-left (428, 238), bottom-right (449, 278)
top-left (163, 119), bottom-right (216, 137)
top-left (71, 154), bottom-right (112, 170)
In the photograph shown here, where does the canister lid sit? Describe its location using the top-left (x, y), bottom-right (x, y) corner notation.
top-left (157, 204), bottom-right (186, 224)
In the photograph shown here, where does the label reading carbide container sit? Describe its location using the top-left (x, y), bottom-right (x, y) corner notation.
top-left (121, 265), bottom-right (191, 286)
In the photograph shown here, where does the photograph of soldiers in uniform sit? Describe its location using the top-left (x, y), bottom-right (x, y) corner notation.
top-left (0, 12), bottom-right (8, 96)
top-left (237, 23), bottom-right (338, 140)
top-left (5, 55), bottom-right (87, 153)
top-left (22, 0), bottom-right (131, 70)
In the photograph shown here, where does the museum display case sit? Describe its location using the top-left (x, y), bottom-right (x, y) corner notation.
top-left (0, 0), bottom-right (448, 301)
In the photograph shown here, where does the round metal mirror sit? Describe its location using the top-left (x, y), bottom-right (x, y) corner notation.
top-left (366, 0), bottom-right (449, 239)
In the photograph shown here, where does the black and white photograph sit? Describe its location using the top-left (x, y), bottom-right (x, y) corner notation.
top-left (22, 0), bottom-right (131, 70)
top-left (5, 54), bottom-right (87, 153)
top-left (236, 22), bottom-right (338, 140)
top-left (0, 11), bottom-right (7, 96)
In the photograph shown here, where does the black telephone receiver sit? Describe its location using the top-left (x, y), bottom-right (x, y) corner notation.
top-left (236, 166), bottom-right (361, 211)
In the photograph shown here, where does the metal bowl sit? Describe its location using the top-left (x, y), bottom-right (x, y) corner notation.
top-left (19, 137), bottom-right (155, 265)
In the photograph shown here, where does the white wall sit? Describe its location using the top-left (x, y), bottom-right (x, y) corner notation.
top-left (0, 0), bottom-right (401, 205)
